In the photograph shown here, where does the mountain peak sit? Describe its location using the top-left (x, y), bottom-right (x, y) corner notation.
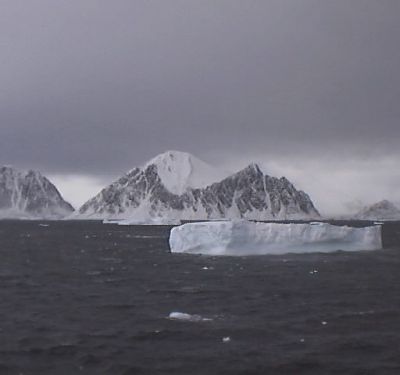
top-left (0, 166), bottom-right (74, 219)
top-left (365, 200), bottom-right (399, 211)
top-left (142, 150), bottom-right (226, 195)
top-left (247, 163), bottom-right (263, 173)
top-left (375, 199), bottom-right (395, 207)
top-left (355, 199), bottom-right (400, 220)
top-left (143, 150), bottom-right (193, 167)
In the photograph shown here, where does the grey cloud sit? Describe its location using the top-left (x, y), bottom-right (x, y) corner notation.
top-left (0, 0), bottom-right (399, 176)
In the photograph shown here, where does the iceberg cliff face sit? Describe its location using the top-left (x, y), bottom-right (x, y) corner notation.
top-left (169, 221), bottom-right (383, 256)
top-left (77, 151), bottom-right (319, 221)
top-left (0, 166), bottom-right (74, 219)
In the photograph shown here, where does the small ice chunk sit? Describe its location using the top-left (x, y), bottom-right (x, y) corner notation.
top-left (222, 337), bottom-right (231, 343)
top-left (321, 321), bottom-right (328, 325)
top-left (168, 312), bottom-right (211, 322)
top-left (103, 219), bottom-right (123, 224)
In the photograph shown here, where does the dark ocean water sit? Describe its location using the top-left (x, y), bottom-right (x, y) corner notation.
top-left (0, 220), bottom-right (399, 375)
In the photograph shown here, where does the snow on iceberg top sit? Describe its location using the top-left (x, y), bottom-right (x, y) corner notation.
top-left (142, 150), bottom-right (227, 195)
top-left (169, 220), bottom-right (382, 256)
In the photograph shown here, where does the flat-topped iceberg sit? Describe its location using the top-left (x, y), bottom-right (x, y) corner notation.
top-left (169, 220), bottom-right (382, 256)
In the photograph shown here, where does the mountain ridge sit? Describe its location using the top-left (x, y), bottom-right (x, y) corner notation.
top-left (76, 151), bottom-right (320, 221)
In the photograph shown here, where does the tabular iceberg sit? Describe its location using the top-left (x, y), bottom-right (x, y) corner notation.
top-left (169, 221), bottom-right (382, 256)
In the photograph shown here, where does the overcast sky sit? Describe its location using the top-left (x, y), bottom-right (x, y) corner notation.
top-left (1, 1), bottom-right (399, 215)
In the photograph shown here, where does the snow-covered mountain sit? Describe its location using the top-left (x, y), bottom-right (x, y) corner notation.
top-left (354, 200), bottom-right (400, 221)
top-left (0, 166), bottom-right (74, 219)
top-left (76, 151), bottom-right (320, 222)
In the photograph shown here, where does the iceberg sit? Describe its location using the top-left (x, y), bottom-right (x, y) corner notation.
top-left (169, 220), bottom-right (382, 256)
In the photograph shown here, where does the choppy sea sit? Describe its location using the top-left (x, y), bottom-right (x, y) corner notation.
top-left (0, 220), bottom-right (399, 375)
